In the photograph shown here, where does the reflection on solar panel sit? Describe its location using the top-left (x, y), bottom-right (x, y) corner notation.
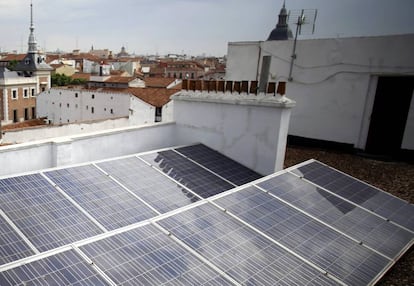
top-left (44, 165), bottom-right (158, 230)
top-left (214, 186), bottom-right (391, 285)
top-left (140, 150), bottom-right (235, 198)
top-left (80, 223), bottom-right (234, 285)
top-left (0, 215), bottom-right (34, 265)
top-left (158, 203), bottom-right (339, 285)
top-left (175, 144), bottom-right (262, 185)
top-left (97, 157), bottom-right (200, 213)
top-left (257, 172), bottom-right (413, 259)
top-left (0, 250), bottom-right (108, 285)
top-left (0, 174), bottom-right (103, 251)
top-left (0, 148), bottom-right (412, 286)
top-left (290, 161), bottom-right (414, 232)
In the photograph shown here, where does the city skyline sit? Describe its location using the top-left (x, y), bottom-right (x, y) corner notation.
top-left (1, 0), bottom-right (413, 56)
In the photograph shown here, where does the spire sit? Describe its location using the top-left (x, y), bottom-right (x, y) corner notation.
top-left (14, 0), bottom-right (53, 72)
top-left (267, 1), bottom-right (293, 41)
top-left (28, 0), bottom-right (37, 53)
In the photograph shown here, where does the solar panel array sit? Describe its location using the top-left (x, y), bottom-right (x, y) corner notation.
top-left (0, 144), bottom-right (412, 286)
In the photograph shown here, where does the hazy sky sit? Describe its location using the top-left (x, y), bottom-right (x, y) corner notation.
top-left (0, 0), bottom-right (413, 56)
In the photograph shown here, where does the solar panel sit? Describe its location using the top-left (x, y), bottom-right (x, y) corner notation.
top-left (257, 172), bottom-right (414, 259)
top-left (97, 157), bottom-right (200, 213)
top-left (175, 144), bottom-right (262, 185)
top-left (44, 165), bottom-right (158, 230)
top-left (0, 174), bottom-right (103, 252)
top-left (79, 223), bottom-right (234, 285)
top-left (140, 150), bottom-right (235, 198)
top-left (0, 250), bottom-right (108, 285)
top-left (0, 215), bottom-right (35, 265)
top-left (158, 203), bottom-right (340, 285)
top-left (213, 186), bottom-right (392, 285)
top-left (290, 160), bottom-right (414, 232)
top-left (0, 145), bottom-right (411, 285)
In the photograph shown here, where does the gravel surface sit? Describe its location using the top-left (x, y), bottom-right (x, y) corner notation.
top-left (284, 146), bottom-right (414, 286)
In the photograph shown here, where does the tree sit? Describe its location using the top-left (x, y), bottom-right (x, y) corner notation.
top-left (51, 73), bottom-right (86, 87)
top-left (6, 60), bottom-right (19, 71)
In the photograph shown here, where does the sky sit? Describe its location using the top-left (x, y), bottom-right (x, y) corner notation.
top-left (0, 0), bottom-right (413, 56)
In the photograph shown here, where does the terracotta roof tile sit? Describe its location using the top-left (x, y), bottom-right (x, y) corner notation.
top-left (104, 76), bottom-right (135, 83)
top-left (144, 77), bottom-right (177, 88)
top-left (0, 54), bottom-right (26, 62)
top-left (71, 73), bottom-right (91, 81)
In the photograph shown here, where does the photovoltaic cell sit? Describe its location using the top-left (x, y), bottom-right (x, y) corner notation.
top-left (80, 223), bottom-right (234, 286)
top-left (0, 250), bottom-right (108, 285)
top-left (140, 150), bottom-right (235, 198)
top-left (213, 186), bottom-right (392, 285)
top-left (257, 173), bottom-right (414, 259)
top-left (175, 144), bottom-right (262, 185)
top-left (44, 165), bottom-right (158, 231)
top-left (291, 161), bottom-right (414, 232)
top-left (97, 157), bottom-right (200, 213)
top-left (0, 216), bottom-right (34, 266)
top-left (158, 203), bottom-right (340, 285)
top-left (0, 174), bottom-right (103, 252)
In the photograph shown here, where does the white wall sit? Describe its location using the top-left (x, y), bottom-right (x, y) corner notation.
top-left (0, 123), bottom-right (177, 177)
top-left (226, 41), bottom-right (261, 81)
top-left (172, 91), bottom-right (295, 175)
top-left (2, 117), bottom-right (129, 144)
top-left (162, 100), bottom-right (174, 122)
top-left (37, 88), bottom-right (130, 124)
top-left (129, 96), bottom-right (155, 125)
top-left (226, 35), bottom-right (414, 150)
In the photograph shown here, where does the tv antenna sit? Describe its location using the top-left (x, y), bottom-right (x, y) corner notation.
top-left (288, 9), bottom-right (318, 81)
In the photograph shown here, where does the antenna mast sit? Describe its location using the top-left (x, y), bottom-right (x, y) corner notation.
top-left (288, 9), bottom-right (318, 81)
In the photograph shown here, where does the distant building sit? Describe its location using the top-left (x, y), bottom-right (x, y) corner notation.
top-left (0, 2), bottom-right (52, 126)
top-left (37, 74), bottom-right (180, 125)
top-left (0, 64), bottom-right (38, 124)
top-left (89, 46), bottom-right (111, 59)
top-left (267, 1), bottom-right (293, 41)
top-left (117, 46), bottom-right (130, 58)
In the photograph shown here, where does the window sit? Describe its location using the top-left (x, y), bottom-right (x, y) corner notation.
top-left (23, 89), bottom-right (29, 98)
top-left (67, 103), bottom-right (70, 108)
top-left (91, 107), bottom-right (94, 114)
top-left (110, 109), bottom-right (113, 114)
top-left (12, 89), bottom-right (18, 100)
top-left (155, 107), bottom-right (162, 122)
top-left (24, 108), bottom-right (29, 120)
top-left (75, 93), bottom-right (78, 98)
top-left (41, 87), bottom-right (45, 92)
top-left (31, 88), bottom-right (35, 97)
top-left (92, 94), bottom-right (95, 99)
top-left (13, 110), bottom-right (18, 123)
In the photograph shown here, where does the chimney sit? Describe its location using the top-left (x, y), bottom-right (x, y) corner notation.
top-left (258, 55), bottom-right (271, 93)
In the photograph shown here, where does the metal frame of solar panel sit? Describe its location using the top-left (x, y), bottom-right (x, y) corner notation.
top-left (1, 147), bottom-right (412, 286)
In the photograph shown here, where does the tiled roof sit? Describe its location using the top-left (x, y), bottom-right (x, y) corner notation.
top-left (71, 73), bottom-right (91, 81)
top-left (89, 87), bottom-right (180, 107)
top-left (128, 87), bottom-right (179, 107)
top-left (0, 54), bottom-right (26, 62)
top-left (144, 77), bottom-right (177, 88)
top-left (50, 64), bottom-right (64, 69)
top-left (104, 76), bottom-right (135, 83)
